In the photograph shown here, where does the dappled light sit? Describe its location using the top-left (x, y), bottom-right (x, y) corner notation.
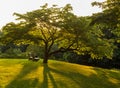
top-left (0, 59), bottom-right (41, 88)
top-left (0, 64), bottom-right (23, 87)
top-left (110, 69), bottom-right (120, 73)
top-left (49, 61), bottom-right (97, 77)
top-left (0, 59), bottom-right (119, 88)
top-left (108, 77), bottom-right (120, 84)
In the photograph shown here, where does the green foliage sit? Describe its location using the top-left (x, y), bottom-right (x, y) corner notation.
top-left (91, 0), bottom-right (120, 30)
top-left (26, 45), bottom-right (44, 58)
top-left (91, 0), bottom-right (120, 60)
top-left (0, 48), bottom-right (26, 58)
top-left (0, 3), bottom-right (115, 62)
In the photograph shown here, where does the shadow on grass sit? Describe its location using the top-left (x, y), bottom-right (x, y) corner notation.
top-left (49, 63), bottom-right (120, 88)
top-left (5, 61), bottom-right (120, 88)
top-left (92, 68), bottom-right (120, 88)
top-left (40, 64), bottom-right (58, 88)
top-left (5, 63), bottom-right (59, 88)
top-left (5, 62), bottom-right (40, 88)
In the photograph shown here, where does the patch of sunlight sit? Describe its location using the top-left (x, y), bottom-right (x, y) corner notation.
top-left (0, 64), bottom-right (23, 87)
top-left (50, 62), bottom-right (97, 77)
top-left (110, 69), bottom-right (120, 73)
top-left (77, 65), bottom-right (98, 76)
top-left (108, 77), bottom-right (120, 84)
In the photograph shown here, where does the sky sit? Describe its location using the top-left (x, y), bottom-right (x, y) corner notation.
top-left (0, 0), bottom-right (105, 28)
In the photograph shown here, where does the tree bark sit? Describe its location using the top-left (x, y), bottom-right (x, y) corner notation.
top-left (43, 55), bottom-right (49, 63)
top-left (43, 42), bottom-right (49, 63)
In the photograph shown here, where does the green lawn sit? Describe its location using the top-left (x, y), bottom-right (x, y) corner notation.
top-left (0, 59), bottom-right (120, 88)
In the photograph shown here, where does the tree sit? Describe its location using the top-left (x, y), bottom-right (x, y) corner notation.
top-left (91, 0), bottom-right (120, 37)
top-left (91, 0), bottom-right (120, 67)
top-left (1, 4), bottom-right (114, 63)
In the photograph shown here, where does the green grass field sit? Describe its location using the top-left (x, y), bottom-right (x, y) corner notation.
top-left (0, 59), bottom-right (120, 88)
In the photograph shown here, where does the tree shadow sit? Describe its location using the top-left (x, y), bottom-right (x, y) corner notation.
top-left (5, 62), bottom-right (40, 88)
top-left (48, 66), bottom-right (82, 87)
top-left (92, 67), bottom-right (120, 88)
top-left (40, 64), bottom-right (58, 88)
top-left (4, 61), bottom-right (120, 88)
top-left (39, 63), bottom-right (82, 88)
top-left (47, 63), bottom-right (120, 88)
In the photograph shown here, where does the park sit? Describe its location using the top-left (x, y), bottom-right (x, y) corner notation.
top-left (0, 0), bottom-right (120, 88)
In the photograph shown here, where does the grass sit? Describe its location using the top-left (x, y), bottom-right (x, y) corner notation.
top-left (0, 59), bottom-right (120, 88)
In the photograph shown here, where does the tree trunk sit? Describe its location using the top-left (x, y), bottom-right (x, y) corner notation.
top-left (43, 42), bottom-right (49, 63)
top-left (43, 55), bottom-right (49, 63)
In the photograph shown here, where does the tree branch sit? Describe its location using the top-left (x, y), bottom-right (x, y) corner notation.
top-left (49, 46), bottom-right (77, 55)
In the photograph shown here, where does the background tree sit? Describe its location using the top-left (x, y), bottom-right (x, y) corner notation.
top-left (91, 0), bottom-right (120, 67)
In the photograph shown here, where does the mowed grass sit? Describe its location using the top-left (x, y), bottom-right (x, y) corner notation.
top-left (0, 59), bottom-right (120, 88)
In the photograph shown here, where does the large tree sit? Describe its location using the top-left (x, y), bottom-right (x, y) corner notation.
top-left (1, 4), bottom-right (114, 63)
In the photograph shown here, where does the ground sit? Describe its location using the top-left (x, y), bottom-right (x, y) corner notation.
top-left (0, 59), bottom-right (120, 88)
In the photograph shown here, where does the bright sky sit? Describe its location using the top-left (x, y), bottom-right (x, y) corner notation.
top-left (0, 0), bottom-right (105, 28)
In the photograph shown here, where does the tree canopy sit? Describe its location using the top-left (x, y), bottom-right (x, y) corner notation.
top-left (1, 3), bottom-right (115, 63)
